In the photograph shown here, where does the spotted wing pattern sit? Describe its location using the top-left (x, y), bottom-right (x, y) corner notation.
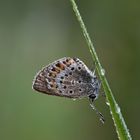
top-left (32, 57), bottom-right (95, 98)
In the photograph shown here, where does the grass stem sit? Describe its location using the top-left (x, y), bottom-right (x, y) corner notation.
top-left (70, 0), bottom-right (132, 139)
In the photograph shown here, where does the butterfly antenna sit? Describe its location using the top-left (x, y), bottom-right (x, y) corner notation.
top-left (89, 99), bottom-right (105, 124)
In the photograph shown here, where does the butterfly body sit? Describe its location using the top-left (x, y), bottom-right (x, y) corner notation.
top-left (32, 57), bottom-right (100, 100)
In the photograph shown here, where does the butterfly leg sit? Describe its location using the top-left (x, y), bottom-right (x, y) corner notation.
top-left (89, 95), bottom-right (105, 124)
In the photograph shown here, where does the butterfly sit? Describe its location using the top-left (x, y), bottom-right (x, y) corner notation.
top-left (32, 57), bottom-right (104, 123)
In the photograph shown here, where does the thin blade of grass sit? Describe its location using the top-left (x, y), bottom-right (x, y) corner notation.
top-left (70, 0), bottom-right (132, 139)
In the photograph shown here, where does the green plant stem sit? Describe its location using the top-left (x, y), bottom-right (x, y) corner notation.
top-left (70, 0), bottom-right (132, 140)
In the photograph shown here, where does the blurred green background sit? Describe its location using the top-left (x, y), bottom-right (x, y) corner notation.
top-left (0, 0), bottom-right (140, 140)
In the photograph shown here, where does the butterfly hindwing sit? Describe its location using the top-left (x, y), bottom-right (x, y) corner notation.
top-left (32, 57), bottom-right (95, 98)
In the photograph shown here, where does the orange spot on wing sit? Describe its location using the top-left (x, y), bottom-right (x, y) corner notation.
top-left (64, 58), bottom-right (75, 67)
top-left (56, 62), bottom-right (65, 71)
top-left (48, 72), bottom-right (56, 78)
top-left (69, 59), bottom-right (75, 64)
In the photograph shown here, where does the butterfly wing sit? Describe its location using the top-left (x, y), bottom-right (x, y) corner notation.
top-left (32, 57), bottom-right (95, 98)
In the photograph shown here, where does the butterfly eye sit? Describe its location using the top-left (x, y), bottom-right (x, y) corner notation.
top-left (63, 86), bottom-right (67, 89)
top-left (65, 74), bottom-right (68, 77)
